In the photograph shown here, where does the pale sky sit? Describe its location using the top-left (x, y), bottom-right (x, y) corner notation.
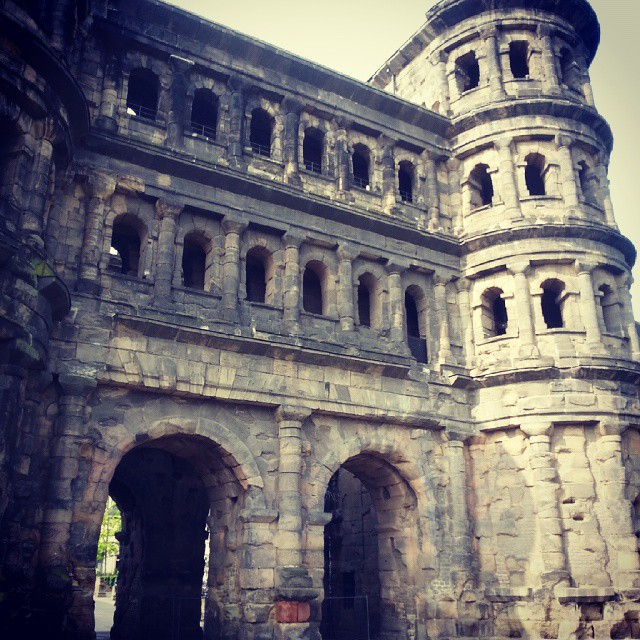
top-left (165, 0), bottom-right (640, 314)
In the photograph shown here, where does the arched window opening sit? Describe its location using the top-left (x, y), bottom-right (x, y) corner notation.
top-left (352, 145), bottom-right (370, 189)
top-left (469, 164), bottom-right (494, 209)
top-left (405, 289), bottom-right (428, 363)
top-left (246, 248), bottom-right (268, 303)
top-left (110, 216), bottom-right (142, 277)
top-left (559, 48), bottom-right (581, 92)
top-left (578, 161), bottom-right (599, 205)
top-left (525, 153), bottom-right (546, 196)
top-left (303, 262), bottom-right (324, 315)
top-left (250, 108), bottom-right (272, 157)
top-left (509, 41), bottom-right (530, 79)
top-left (126, 68), bottom-right (158, 120)
top-left (541, 280), bottom-right (565, 329)
top-left (482, 288), bottom-right (508, 337)
top-left (455, 51), bottom-right (480, 93)
top-left (190, 89), bottom-right (218, 138)
top-left (303, 128), bottom-right (324, 173)
top-left (599, 284), bottom-right (619, 333)
top-left (182, 234), bottom-right (207, 290)
top-left (357, 275), bottom-right (373, 328)
top-left (398, 162), bottom-right (414, 203)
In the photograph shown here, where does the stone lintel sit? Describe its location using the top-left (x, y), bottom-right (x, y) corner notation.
top-left (555, 586), bottom-right (616, 604)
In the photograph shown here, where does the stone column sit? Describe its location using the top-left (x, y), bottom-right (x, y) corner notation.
top-left (447, 433), bottom-right (476, 593)
top-left (282, 97), bottom-right (303, 185)
top-left (78, 172), bottom-right (116, 292)
top-left (424, 151), bottom-right (441, 231)
top-left (434, 275), bottom-right (454, 366)
top-left (481, 26), bottom-right (505, 100)
top-left (430, 51), bottom-right (451, 114)
top-left (456, 277), bottom-right (475, 368)
top-left (576, 261), bottom-right (605, 352)
top-left (618, 274), bottom-right (640, 360)
top-left (282, 233), bottom-right (303, 332)
top-left (221, 217), bottom-right (246, 317)
top-left (576, 50), bottom-right (596, 107)
top-left (509, 262), bottom-right (541, 359)
top-left (537, 25), bottom-right (560, 94)
top-left (557, 135), bottom-right (581, 215)
top-left (386, 262), bottom-right (406, 345)
top-left (274, 406), bottom-right (316, 638)
top-left (380, 137), bottom-right (396, 213)
top-left (154, 198), bottom-right (183, 305)
top-left (334, 118), bottom-right (351, 193)
top-left (520, 422), bottom-right (570, 586)
top-left (166, 54), bottom-right (194, 148)
top-left (337, 243), bottom-right (358, 332)
top-left (227, 75), bottom-right (248, 165)
top-left (595, 156), bottom-right (617, 228)
top-left (38, 375), bottom-right (96, 631)
top-left (448, 158), bottom-right (463, 235)
top-left (97, 40), bottom-right (122, 131)
top-left (592, 424), bottom-right (640, 589)
top-left (495, 137), bottom-right (522, 219)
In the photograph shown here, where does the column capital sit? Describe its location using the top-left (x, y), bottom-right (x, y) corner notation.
top-left (520, 422), bottom-right (554, 438)
top-left (276, 405), bottom-right (312, 424)
top-left (479, 25), bottom-right (499, 41)
top-left (556, 134), bottom-right (574, 149)
top-left (537, 24), bottom-right (553, 39)
top-left (575, 260), bottom-right (597, 276)
top-left (336, 243), bottom-right (359, 262)
top-left (446, 157), bottom-right (461, 171)
top-left (333, 116), bottom-right (352, 131)
top-left (221, 216), bottom-right (247, 235)
top-left (81, 171), bottom-right (117, 200)
top-left (168, 54), bottom-right (194, 73)
top-left (447, 430), bottom-right (472, 445)
top-left (507, 260), bottom-right (531, 277)
top-left (155, 197), bottom-right (184, 219)
top-left (454, 276), bottom-right (472, 293)
top-left (494, 137), bottom-right (514, 153)
top-left (385, 261), bottom-right (409, 276)
top-left (281, 96), bottom-right (304, 115)
top-left (433, 273), bottom-right (452, 287)
top-left (57, 373), bottom-right (97, 396)
top-left (430, 50), bottom-right (448, 65)
top-left (598, 420), bottom-right (625, 437)
top-left (227, 74), bottom-right (252, 93)
top-left (282, 232), bottom-right (304, 249)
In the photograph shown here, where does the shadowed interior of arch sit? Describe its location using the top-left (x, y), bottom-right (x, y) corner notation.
top-left (321, 453), bottom-right (419, 640)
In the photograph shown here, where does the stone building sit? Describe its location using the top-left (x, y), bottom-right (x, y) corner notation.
top-left (1, 0), bottom-right (640, 638)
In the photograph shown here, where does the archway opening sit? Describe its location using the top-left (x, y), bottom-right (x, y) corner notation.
top-left (321, 454), bottom-right (419, 640)
top-left (103, 434), bottom-right (245, 640)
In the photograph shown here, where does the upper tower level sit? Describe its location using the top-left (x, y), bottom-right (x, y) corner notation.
top-left (371, 0), bottom-right (600, 117)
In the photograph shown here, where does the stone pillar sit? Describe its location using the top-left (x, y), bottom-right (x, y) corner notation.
top-left (557, 135), bottom-right (581, 215)
top-left (481, 26), bottom-right (505, 100)
top-left (430, 51), bottom-right (451, 114)
top-left (154, 198), bottom-right (183, 305)
top-left (337, 244), bottom-right (358, 332)
top-left (576, 261), bottom-right (605, 353)
top-left (509, 262), bottom-right (541, 359)
top-left (78, 172), bottom-right (116, 292)
top-left (282, 233), bottom-right (303, 332)
top-left (97, 40), bottom-right (122, 131)
top-left (282, 97), bottom-right (303, 185)
top-left (456, 278), bottom-right (475, 368)
top-left (576, 50), bottom-right (596, 107)
top-left (447, 433), bottom-right (476, 593)
top-left (520, 422), bottom-right (569, 586)
top-left (23, 121), bottom-right (56, 245)
top-left (537, 25), bottom-right (560, 94)
top-left (386, 262), bottom-right (406, 345)
top-left (166, 54), bottom-right (194, 148)
top-left (618, 274), bottom-right (640, 361)
top-left (595, 156), bottom-right (617, 228)
top-left (380, 137), bottom-right (396, 213)
top-left (334, 118), bottom-right (351, 193)
top-left (592, 424), bottom-right (640, 589)
top-left (495, 137), bottom-right (522, 219)
top-left (221, 217), bottom-right (246, 317)
top-left (434, 276), bottom-right (454, 366)
top-left (226, 75), bottom-right (248, 165)
top-left (424, 151), bottom-right (441, 231)
top-left (448, 158), bottom-right (463, 235)
top-left (274, 406), bottom-right (316, 638)
top-left (38, 375), bottom-right (96, 634)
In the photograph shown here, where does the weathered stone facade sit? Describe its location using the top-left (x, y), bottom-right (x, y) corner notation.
top-left (1, 0), bottom-right (639, 638)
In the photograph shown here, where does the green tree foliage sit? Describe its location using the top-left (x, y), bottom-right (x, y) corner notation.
top-left (97, 497), bottom-right (121, 575)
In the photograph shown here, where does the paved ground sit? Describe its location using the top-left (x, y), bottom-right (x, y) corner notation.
top-left (94, 596), bottom-right (115, 639)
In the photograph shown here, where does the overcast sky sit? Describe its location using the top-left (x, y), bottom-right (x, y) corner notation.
top-left (165, 0), bottom-right (640, 313)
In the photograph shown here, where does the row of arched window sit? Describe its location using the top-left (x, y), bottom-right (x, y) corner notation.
top-left (125, 68), bottom-right (419, 200)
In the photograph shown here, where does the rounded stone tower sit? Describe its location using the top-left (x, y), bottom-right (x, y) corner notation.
top-left (374, 1), bottom-right (640, 637)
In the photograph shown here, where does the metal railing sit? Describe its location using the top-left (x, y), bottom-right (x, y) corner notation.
top-left (399, 189), bottom-right (413, 203)
top-left (352, 176), bottom-right (370, 189)
top-left (190, 121), bottom-right (217, 139)
top-left (126, 102), bottom-right (158, 121)
top-left (251, 142), bottom-right (271, 157)
top-left (304, 159), bottom-right (322, 174)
